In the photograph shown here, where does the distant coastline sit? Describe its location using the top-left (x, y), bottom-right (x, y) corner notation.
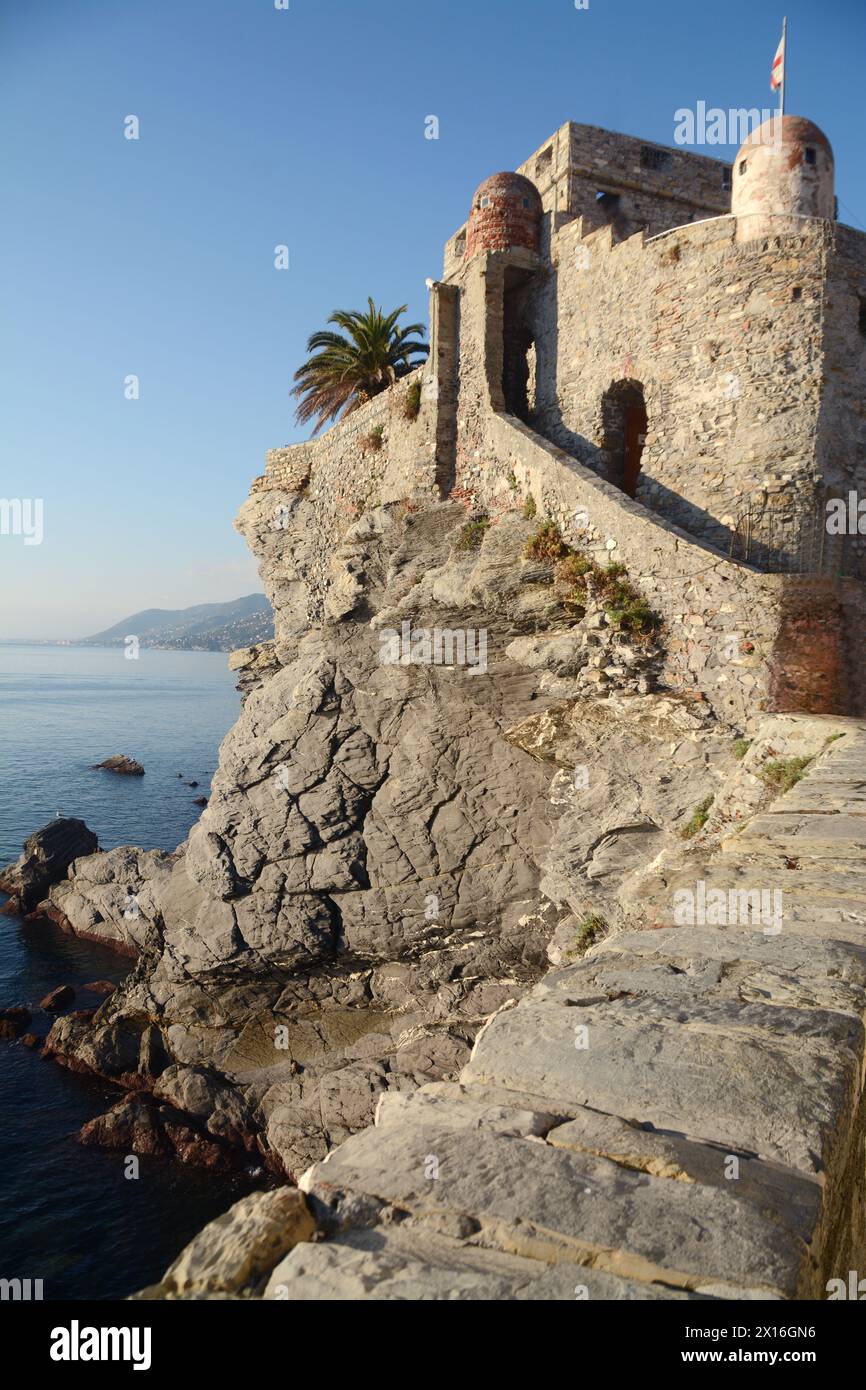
top-left (0, 593), bottom-right (274, 654)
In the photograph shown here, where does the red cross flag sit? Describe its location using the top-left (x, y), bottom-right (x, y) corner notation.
top-left (770, 29), bottom-right (786, 92)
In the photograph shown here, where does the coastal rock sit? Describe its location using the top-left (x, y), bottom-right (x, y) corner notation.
top-left (78, 1093), bottom-right (240, 1172)
top-left (83, 980), bottom-right (116, 996)
top-left (228, 641), bottom-right (281, 702)
top-left (152, 1065), bottom-right (258, 1154)
top-left (152, 1187), bottom-right (317, 1297)
top-left (39, 985), bottom-right (75, 1013)
top-left (40, 845), bottom-right (176, 956)
top-left (44, 1011), bottom-right (170, 1087)
top-left (0, 1006), bottom-right (32, 1039)
top-left (92, 755), bottom-right (145, 776)
top-left (0, 817), bottom-right (98, 914)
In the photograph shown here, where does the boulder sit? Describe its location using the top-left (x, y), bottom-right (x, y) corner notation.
top-left (159, 1188), bottom-right (316, 1296)
top-left (40, 984), bottom-right (75, 1013)
top-left (0, 818), bottom-right (99, 913)
top-left (92, 755), bottom-right (145, 776)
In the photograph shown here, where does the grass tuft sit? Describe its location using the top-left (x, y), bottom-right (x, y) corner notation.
top-left (455, 517), bottom-right (490, 551)
top-left (681, 795), bottom-right (713, 839)
top-left (759, 756), bottom-right (811, 794)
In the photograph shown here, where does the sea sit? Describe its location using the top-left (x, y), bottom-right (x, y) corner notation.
top-left (0, 642), bottom-right (262, 1300)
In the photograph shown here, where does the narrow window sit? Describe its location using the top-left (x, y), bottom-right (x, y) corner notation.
top-left (535, 146), bottom-right (553, 179)
top-left (722, 167), bottom-right (732, 190)
top-left (858, 296), bottom-right (866, 336)
top-left (640, 145), bottom-right (672, 171)
top-left (804, 146), bottom-right (816, 165)
top-left (739, 159), bottom-right (748, 175)
top-left (480, 196), bottom-right (491, 209)
top-left (792, 287), bottom-right (803, 301)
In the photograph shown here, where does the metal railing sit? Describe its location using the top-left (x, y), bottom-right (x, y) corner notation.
top-left (727, 494), bottom-right (863, 578)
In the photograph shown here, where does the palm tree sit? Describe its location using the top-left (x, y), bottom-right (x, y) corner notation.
top-left (292, 298), bottom-right (428, 434)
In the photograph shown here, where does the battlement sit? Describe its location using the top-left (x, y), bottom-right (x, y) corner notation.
top-left (518, 119), bottom-right (732, 232)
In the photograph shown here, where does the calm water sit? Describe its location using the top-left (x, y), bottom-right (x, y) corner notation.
top-left (0, 644), bottom-right (261, 1300)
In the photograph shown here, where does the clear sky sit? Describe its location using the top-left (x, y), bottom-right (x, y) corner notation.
top-left (1, 0), bottom-right (863, 638)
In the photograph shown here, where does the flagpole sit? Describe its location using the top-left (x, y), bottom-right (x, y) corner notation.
top-left (780, 15), bottom-right (787, 116)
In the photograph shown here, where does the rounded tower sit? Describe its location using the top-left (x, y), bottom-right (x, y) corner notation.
top-left (731, 114), bottom-right (834, 242)
top-left (464, 172), bottom-right (542, 260)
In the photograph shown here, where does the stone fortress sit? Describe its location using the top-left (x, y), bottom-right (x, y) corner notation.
top-left (258, 114), bottom-right (866, 725)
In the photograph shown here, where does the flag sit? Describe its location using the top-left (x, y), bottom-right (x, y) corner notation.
top-left (770, 30), bottom-right (785, 91)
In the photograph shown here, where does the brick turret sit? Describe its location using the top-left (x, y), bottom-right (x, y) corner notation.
top-left (464, 172), bottom-right (542, 259)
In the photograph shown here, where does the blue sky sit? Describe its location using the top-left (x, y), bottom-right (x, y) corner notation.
top-left (1, 0), bottom-right (863, 637)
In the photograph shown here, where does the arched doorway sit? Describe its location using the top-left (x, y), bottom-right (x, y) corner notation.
top-left (600, 380), bottom-right (647, 498)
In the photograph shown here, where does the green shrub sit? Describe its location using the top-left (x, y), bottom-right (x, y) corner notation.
top-left (522, 493), bottom-right (537, 519)
top-left (566, 914), bottom-right (608, 959)
top-left (455, 517), bottom-right (490, 551)
top-left (681, 796), bottom-right (713, 839)
top-left (732, 738), bottom-right (752, 760)
top-left (364, 423), bottom-right (385, 452)
top-left (759, 756), bottom-right (811, 794)
top-left (402, 379), bottom-right (422, 421)
top-left (524, 520), bottom-right (571, 563)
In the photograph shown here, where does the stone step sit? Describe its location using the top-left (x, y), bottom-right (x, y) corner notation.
top-left (460, 987), bottom-right (859, 1175)
top-left (263, 1223), bottom-right (710, 1301)
top-left (726, 814), bottom-right (866, 858)
top-left (300, 1099), bottom-right (814, 1297)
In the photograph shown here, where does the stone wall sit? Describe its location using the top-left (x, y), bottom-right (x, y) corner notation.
top-left (520, 215), bottom-right (830, 557)
top-left (455, 408), bottom-right (864, 725)
top-left (818, 225), bottom-right (866, 577)
top-left (252, 369), bottom-right (437, 517)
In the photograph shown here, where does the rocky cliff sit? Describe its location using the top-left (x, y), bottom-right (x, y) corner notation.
top-left (29, 477), bottom-right (739, 1183)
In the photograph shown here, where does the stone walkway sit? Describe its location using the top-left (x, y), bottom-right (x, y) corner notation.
top-left (263, 724), bottom-right (866, 1299)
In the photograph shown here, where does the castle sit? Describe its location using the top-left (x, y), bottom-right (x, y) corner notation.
top-left (254, 115), bottom-right (866, 724)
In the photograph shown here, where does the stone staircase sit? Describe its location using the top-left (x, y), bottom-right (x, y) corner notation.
top-left (257, 723), bottom-right (866, 1300)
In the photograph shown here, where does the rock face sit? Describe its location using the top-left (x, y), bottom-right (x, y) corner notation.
top-left (41, 845), bottom-right (176, 956)
top-left (37, 497), bottom-right (727, 1185)
top-left (141, 722), bottom-right (866, 1301)
top-left (0, 818), bottom-right (99, 914)
top-left (136, 1188), bottom-right (316, 1299)
top-left (92, 755), bottom-right (145, 776)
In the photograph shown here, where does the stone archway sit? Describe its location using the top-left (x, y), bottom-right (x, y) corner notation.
top-left (600, 379), bottom-right (647, 498)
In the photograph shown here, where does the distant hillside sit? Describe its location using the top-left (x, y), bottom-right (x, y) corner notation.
top-left (79, 594), bottom-right (274, 652)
